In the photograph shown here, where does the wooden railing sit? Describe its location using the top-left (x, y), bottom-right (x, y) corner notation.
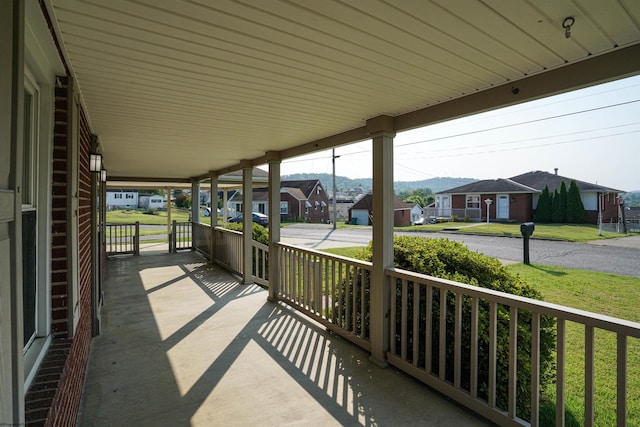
top-left (105, 222), bottom-right (139, 255)
top-left (193, 222), bottom-right (211, 258)
top-left (252, 241), bottom-right (269, 287)
top-left (385, 267), bottom-right (640, 427)
top-left (170, 220), bottom-right (192, 252)
top-left (213, 227), bottom-right (243, 274)
top-left (276, 243), bottom-right (372, 351)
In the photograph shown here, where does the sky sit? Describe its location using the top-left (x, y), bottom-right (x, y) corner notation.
top-left (281, 75), bottom-right (640, 192)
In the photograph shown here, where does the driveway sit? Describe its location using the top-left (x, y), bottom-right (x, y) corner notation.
top-left (280, 224), bottom-right (640, 278)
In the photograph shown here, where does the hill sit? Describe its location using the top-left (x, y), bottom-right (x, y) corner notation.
top-left (281, 173), bottom-right (477, 195)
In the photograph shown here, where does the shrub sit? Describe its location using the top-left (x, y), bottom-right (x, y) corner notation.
top-left (223, 222), bottom-right (268, 244)
top-left (536, 185), bottom-right (552, 223)
top-left (143, 208), bottom-right (158, 215)
top-left (566, 180), bottom-right (585, 223)
top-left (450, 214), bottom-right (458, 222)
top-left (464, 215), bottom-right (471, 222)
top-left (354, 236), bottom-right (556, 421)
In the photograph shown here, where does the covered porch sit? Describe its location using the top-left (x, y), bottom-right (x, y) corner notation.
top-left (79, 250), bottom-right (489, 426)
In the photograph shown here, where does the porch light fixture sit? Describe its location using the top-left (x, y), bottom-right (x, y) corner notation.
top-left (89, 153), bottom-right (102, 172)
top-left (100, 169), bottom-right (107, 183)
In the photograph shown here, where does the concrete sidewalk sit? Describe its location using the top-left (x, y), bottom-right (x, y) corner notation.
top-left (79, 251), bottom-right (492, 426)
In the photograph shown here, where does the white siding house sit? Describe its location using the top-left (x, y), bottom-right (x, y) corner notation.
top-left (106, 190), bottom-right (139, 209)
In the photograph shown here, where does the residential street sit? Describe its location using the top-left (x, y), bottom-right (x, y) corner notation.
top-left (280, 224), bottom-right (640, 278)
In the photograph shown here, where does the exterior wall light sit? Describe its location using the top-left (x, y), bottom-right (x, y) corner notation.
top-left (89, 153), bottom-right (102, 172)
top-left (100, 169), bottom-right (107, 183)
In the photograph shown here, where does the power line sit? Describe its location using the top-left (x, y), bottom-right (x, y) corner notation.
top-left (395, 99), bottom-right (640, 148)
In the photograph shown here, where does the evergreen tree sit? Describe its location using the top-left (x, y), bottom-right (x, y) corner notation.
top-left (551, 188), bottom-right (562, 223)
top-left (536, 185), bottom-right (552, 222)
top-left (566, 179), bottom-right (585, 223)
top-left (551, 182), bottom-right (568, 223)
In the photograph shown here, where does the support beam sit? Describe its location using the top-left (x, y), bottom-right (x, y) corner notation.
top-left (242, 162), bottom-right (253, 284)
top-left (368, 115), bottom-right (395, 367)
top-left (209, 173), bottom-right (218, 263)
top-left (191, 180), bottom-right (200, 224)
top-left (266, 152), bottom-right (281, 301)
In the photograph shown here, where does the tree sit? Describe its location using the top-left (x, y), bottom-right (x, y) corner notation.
top-left (566, 180), bottom-right (585, 223)
top-left (551, 182), bottom-right (567, 223)
top-left (536, 185), bottom-right (552, 222)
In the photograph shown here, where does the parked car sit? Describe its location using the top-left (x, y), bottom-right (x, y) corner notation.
top-left (203, 207), bottom-right (221, 217)
top-left (228, 212), bottom-right (269, 227)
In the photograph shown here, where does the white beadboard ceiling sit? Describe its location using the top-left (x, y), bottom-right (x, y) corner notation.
top-left (49, 0), bottom-right (640, 181)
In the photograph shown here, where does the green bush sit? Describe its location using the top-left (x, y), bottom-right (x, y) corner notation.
top-left (450, 214), bottom-right (458, 222)
top-left (223, 222), bottom-right (268, 244)
top-left (356, 236), bottom-right (556, 421)
top-left (464, 215), bottom-right (471, 222)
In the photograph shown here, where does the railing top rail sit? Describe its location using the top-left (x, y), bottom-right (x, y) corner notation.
top-left (214, 226), bottom-right (242, 236)
top-left (194, 222), bottom-right (212, 228)
top-left (386, 267), bottom-right (640, 338)
top-left (277, 242), bottom-right (373, 269)
top-left (105, 223), bottom-right (136, 226)
top-left (252, 241), bottom-right (269, 251)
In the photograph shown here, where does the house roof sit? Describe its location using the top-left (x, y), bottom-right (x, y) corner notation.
top-left (351, 194), bottom-right (412, 211)
top-left (509, 171), bottom-right (623, 193)
top-left (281, 187), bottom-right (307, 200)
top-left (280, 180), bottom-right (322, 198)
top-left (437, 178), bottom-right (538, 195)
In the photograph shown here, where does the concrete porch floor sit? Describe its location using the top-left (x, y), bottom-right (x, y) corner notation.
top-left (78, 251), bottom-right (493, 426)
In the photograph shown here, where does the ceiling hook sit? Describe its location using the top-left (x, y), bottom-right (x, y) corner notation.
top-left (562, 17), bottom-right (575, 39)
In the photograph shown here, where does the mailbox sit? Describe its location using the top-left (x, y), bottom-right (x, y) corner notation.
top-left (520, 222), bottom-right (535, 237)
top-left (520, 222), bottom-right (534, 264)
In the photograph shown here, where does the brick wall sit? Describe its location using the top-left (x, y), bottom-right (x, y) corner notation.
top-left (25, 76), bottom-right (94, 427)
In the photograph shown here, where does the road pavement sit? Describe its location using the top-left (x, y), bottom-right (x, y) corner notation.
top-left (280, 224), bottom-right (640, 278)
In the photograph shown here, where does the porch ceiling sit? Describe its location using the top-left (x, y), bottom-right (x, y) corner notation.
top-left (49, 0), bottom-right (640, 181)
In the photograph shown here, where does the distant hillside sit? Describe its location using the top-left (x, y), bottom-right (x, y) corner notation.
top-left (281, 173), bottom-right (477, 195)
top-left (623, 190), bottom-right (640, 207)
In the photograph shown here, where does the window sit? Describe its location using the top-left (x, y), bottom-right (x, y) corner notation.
top-left (125, 193), bottom-right (134, 199)
top-left (315, 201), bottom-right (319, 210)
top-left (466, 195), bottom-right (481, 209)
top-left (114, 193), bottom-right (122, 199)
top-left (280, 201), bottom-right (288, 214)
top-left (22, 77), bottom-right (39, 349)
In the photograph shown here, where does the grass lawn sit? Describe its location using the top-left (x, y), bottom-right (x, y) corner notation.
top-left (107, 208), bottom-right (192, 224)
top-left (507, 264), bottom-right (640, 426)
top-left (404, 222), bottom-right (637, 242)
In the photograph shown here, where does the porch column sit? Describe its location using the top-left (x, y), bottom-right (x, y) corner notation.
top-left (368, 115), bottom-right (396, 367)
top-left (209, 173), bottom-right (218, 263)
top-left (266, 152), bottom-right (281, 301)
top-left (241, 161), bottom-right (253, 284)
top-left (0, 0), bottom-right (25, 423)
top-left (191, 180), bottom-right (200, 224)
top-left (222, 189), bottom-right (228, 223)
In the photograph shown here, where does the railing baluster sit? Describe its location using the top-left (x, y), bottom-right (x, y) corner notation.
top-left (557, 319), bottom-right (566, 427)
top-left (585, 325), bottom-right (595, 427)
top-left (617, 333), bottom-right (627, 427)
top-left (360, 267), bottom-right (366, 338)
top-left (401, 279), bottom-right (408, 361)
top-left (488, 301), bottom-right (497, 408)
top-left (439, 288), bottom-right (447, 381)
top-left (345, 265), bottom-right (351, 331)
top-left (470, 297), bottom-right (479, 398)
top-left (413, 281), bottom-right (419, 367)
top-left (390, 278), bottom-right (397, 356)
top-left (353, 266), bottom-right (359, 335)
top-left (425, 284), bottom-right (433, 374)
top-left (531, 312), bottom-right (541, 427)
top-left (454, 292), bottom-right (462, 388)
top-left (508, 306), bottom-right (518, 419)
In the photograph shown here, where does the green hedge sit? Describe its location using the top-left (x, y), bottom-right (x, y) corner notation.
top-left (358, 236), bottom-right (556, 421)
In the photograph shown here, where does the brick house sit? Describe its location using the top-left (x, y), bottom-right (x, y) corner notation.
top-left (433, 170), bottom-right (623, 224)
top-left (231, 180), bottom-right (331, 223)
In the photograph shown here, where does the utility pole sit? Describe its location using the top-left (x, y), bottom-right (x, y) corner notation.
top-left (332, 149), bottom-right (340, 230)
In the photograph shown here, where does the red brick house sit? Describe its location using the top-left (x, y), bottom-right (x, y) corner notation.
top-left (433, 170), bottom-right (623, 224)
top-left (235, 180), bottom-right (331, 223)
top-left (349, 194), bottom-right (413, 226)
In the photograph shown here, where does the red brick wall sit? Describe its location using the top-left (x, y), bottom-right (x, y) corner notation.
top-left (25, 76), bottom-right (94, 427)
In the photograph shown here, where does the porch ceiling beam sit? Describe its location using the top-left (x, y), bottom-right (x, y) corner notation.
top-left (126, 43), bottom-right (640, 183)
top-left (394, 43), bottom-right (640, 132)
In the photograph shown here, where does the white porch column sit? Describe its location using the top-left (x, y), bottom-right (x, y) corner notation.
top-left (209, 173), bottom-right (218, 263)
top-left (222, 189), bottom-right (228, 223)
top-left (191, 180), bottom-right (200, 224)
top-left (368, 115), bottom-right (396, 367)
top-left (241, 161), bottom-right (253, 284)
top-left (266, 152), bottom-right (281, 301)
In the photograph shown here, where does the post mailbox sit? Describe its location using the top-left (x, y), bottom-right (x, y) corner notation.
top-left (520, 222), bottom-right (534, 264)
top-left (520, 222), bottom-right (535, 237)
